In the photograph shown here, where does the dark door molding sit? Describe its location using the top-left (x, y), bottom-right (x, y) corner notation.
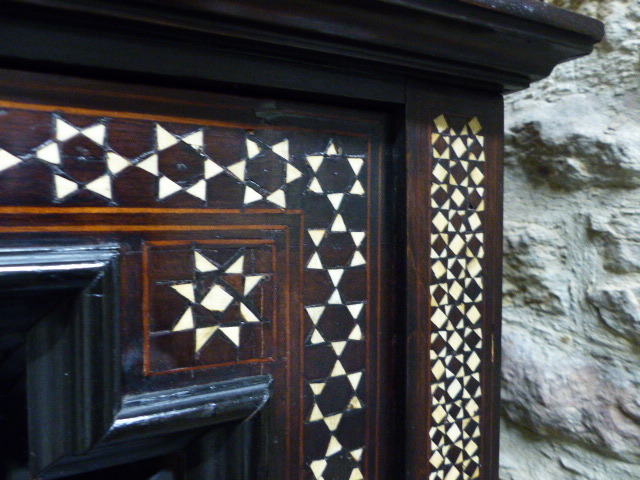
top-left (0, 244), bottom-right (271, 478)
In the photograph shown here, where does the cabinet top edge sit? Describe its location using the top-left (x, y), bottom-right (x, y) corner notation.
top-left (3, 0), bottom-right (605, 93)
top-left (392, 0), bottom-right (604, 41)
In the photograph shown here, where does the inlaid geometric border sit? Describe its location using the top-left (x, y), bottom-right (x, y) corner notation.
top-left (0, 105), bottom-right (375, 480)
top-left (429, 115), bottom-right (485, 480)
top-left (302, 140), bottom-right (368, 480)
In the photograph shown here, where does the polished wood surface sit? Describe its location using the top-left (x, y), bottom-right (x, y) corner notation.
top-left (0, 77), bottom-right (395, 480)
top-left (0, 1), bottom-right (603, 479)
top-left (2, 0), bottom-right (603, 92)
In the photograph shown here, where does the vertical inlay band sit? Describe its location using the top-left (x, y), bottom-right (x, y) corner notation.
top-left (429, 115), bottom-right (485, 480)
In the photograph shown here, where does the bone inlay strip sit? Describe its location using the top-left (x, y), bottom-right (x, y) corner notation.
top-left (429, 115), bottom-right (485, 480)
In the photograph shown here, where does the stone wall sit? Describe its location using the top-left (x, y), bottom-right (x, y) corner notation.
top-left (500, 1), bottom-right (640, 479)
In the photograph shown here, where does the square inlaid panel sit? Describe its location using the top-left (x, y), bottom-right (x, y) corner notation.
top-left (146, 238), bottom-right (280, 373)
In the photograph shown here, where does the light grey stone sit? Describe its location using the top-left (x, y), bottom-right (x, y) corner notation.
top-left (503, 223), bottom-right (572, 315)
top-left (501, 0), bottom-right (640, 477)
top-left (587, 286), bottom-right (640, 343)
top-left (587, 212), bottom-right (640, 273)
top-left (505, 97), bottom-right (640, 190)
top-left (501, 419), bottom-right (640, 480)
top-left (501, 327), bottom-right (640, 462)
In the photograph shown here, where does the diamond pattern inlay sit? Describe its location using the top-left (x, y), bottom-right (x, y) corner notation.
top-left (429, 115), bottom-right (484, 480)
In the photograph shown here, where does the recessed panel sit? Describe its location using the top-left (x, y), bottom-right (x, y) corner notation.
top-left (0, 99), bottom-right (386, 480)
top-left (146, 239), bottom-right (279, 373)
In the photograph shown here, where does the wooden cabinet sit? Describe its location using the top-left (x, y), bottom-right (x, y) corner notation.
top-left (0, 2), bottom-right (602, 480)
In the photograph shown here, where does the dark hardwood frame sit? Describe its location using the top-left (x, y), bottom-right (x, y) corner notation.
top-left (0, 2), bottom-right (602, 479)
top-left (405, 86), bottom-right (504, 479)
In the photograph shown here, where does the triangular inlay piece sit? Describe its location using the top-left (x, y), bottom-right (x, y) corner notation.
top-left (348, 372), bottom-right (363, 390)
top-left (307, 252), bottom-right (323, 269)
top-left (308, 229), bottom-right (326, 246)
top-left (186, 179), bottom-right (206, 201)
top-left (171, 283), bottom-right (195, 302)
top-left (107, 152), bottom-right (131, 175)
top-left (158, 176), bottom-right (182, 199)
top-left (349, 468), bottom-right (364, 480)
top-left (195, 252), bottom-right (218, 272)
top-left (204, 158), bottom-right (223, 179)
top-left (325, 436), bottom-right (342, 457)
top-left (195, 326), bottom-right (218, 352)
top-left (85, 174), bottom-right (112, 199)
top-left (306, 155), bottom-right (324, 172)
top-left (219, 326), bottom-right (241, 347)
top-left (267, 189), bottom-right (286, 208)
top-left (244, 186), bottom-right (263, 205)
top-left (244, 275), bottom-right (265, 296)
top-left (0, 150), bottom-right (21, 172)
top-left (201, 284), bottom-right (234, 311)
top-left (347, 157), bottom-right (364, 175)
top-left (56, 118), bottom-right (80, 141)
top-left (326, 141), bottom-right (338, 156)
top-left (173, 308), bottom-right (194, 331)
top-left (246, 138), bottom-right (261, 159)
top-left (308, 177), bottom-right (323, 193)
top-left (350, 448), bottom-right (364, 462)
top-left (137, 154), bottom-right (158, 175)
top-left (327, 269), bottom-right (344, 287)
top-left (182, 130), bottom-right (203, 150)
top-left (240, 303), bottom-right (260, 323)
top-left (328, 289), bottom-right (342, 305)
top-left (332, 341), bottom-right (347, 356)
top-left (350, 180), bottom-right (365, 195)
top-left (54, 175), bottom-right (78, 199)
top-left (350, 231), bottom-right (366, 248)
top-left (305, 306), bottom-right (325, 324)
top-left (350, 250), bottom-right (366, 266)
top-left (324, 413), bottom-right (342, 432)
top-left (227, 160), bottom-right (246, 181)
top-left (331, 360), bottom-right (346, 377)
top-left (327, 193), bottom-right (344, 210)
top-left (349, 324), bottom-right (363, 341)
top-left (349, 395), bottom-right (363, 409)
top-left (309, 382), bottom-right (325, 395)
top-left (271, 139), bottom-right (289, 160)
top-left (309, 402), bottom-right (323, 422)
top-left (347, 303), bottom-right (364, 319)
top-left (310, 460), bottom-right (327, 480)
top-left (286, 163), bottom-right (302, 183)
top-left (330, 214), bottom-right (347, 232)
top-left (156, 124), bottom-right (179, 150)
top-left (310, 329), bottom-right (325, 344)
top-left (37, 142), bottom-right (60, 164)
top-left (82, 124), bottom-right (106, 145)
top-left (226, 255), bottom-right (244, 274)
